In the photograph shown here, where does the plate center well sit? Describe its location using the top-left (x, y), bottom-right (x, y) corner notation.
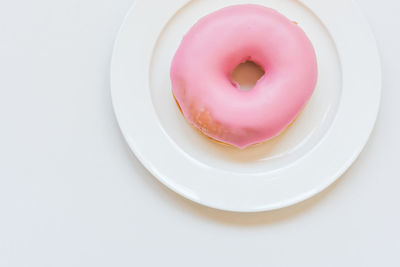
top-left (149, 0), bottom-right (342, 174)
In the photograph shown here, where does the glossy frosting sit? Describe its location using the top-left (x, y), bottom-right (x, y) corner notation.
top-left (170, 4), bottom-right (318, 148)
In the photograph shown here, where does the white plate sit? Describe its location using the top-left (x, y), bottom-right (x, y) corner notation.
top-left (111, 0), bottom-right (381, 212)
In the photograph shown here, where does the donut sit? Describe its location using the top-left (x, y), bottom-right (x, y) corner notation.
top-left (170, 4), bottom-right (318, 149)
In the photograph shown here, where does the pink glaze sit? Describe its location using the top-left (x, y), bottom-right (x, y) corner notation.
top-left (170, 4), bottom-right (318, 149)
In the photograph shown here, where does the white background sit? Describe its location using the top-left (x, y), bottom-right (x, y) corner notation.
top-left (0, 0), bottom-right (399, 266)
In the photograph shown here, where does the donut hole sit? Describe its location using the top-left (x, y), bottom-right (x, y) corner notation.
top-left (231, 61), bottom-right (265, 91)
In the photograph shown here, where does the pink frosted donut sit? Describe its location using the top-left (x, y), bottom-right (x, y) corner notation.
top-left (170, 4), bottom-right (318, 149)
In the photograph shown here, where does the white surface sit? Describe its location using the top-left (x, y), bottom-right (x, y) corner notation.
top-left (111, 0), bottom-right (380, 211)
top-left (0, 0), bottom-right (398, 265)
